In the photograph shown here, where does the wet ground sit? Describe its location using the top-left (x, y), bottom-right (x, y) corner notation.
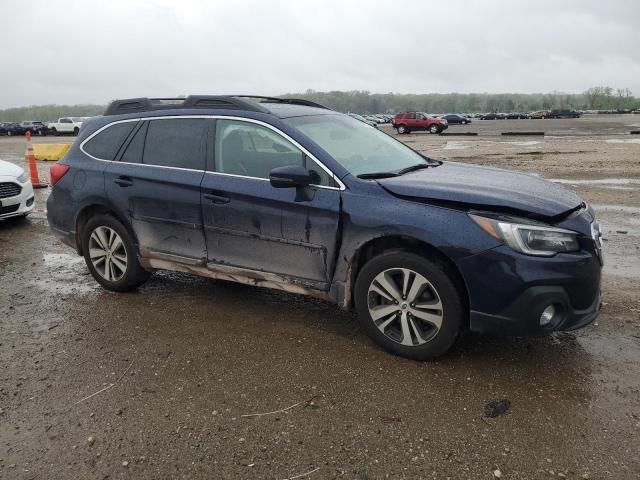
top-left (1, 116), bottom-right (639, 479)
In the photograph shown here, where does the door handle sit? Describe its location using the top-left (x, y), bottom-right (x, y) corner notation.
top-left (203, 192), bottom-right (230, 204)
top-left (113, 176), bottom-right (133, 187)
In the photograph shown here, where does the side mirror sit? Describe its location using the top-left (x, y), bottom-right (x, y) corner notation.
top-left (269, 165), bottom-right (315, 189)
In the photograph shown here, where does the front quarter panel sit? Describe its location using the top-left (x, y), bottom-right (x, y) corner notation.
top-left (332, 181), bottom-right (503, 305)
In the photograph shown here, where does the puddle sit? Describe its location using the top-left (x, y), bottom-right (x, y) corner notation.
top-left (549, 178), bottom-right (640, 186)
top-left (442, 141), bottom-right (469, 150)
top-left (605, 138), bottom-right (640, 144)
top-left (30, 252), bottom-right (97, 295)
top-left (507, 141), bottom-right (542, 146)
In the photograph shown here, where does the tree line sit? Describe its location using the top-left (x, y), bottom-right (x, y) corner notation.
top-left (0, 87), bottom-right (637, 121)
top-left (286, 87), bottom-right (638, 114)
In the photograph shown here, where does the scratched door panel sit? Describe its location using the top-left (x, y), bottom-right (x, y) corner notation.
top-left (201, 173), bottom-right (340, 284)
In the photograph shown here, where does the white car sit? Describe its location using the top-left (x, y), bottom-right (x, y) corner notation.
top-left (0, 159), bottom-right (35, 220)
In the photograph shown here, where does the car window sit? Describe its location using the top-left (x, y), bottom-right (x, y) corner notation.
top-left (214, 120), bottom-right (334, 187)
top-left (407, 112), bottom-right (416, 119)
top-left (83, 121), bottom-right (137, 160)
top-left (119, 122), bottom-right (147, 164)
top-left (61, 118), bottom-right (72, 124)
top-left (142, 118), bottom-right (207, 170)
top-left (285, 114), bottom-right (430, 177)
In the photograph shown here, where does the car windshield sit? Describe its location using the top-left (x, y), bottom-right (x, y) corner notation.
top-left (285, 114), bottom-right (436, 176)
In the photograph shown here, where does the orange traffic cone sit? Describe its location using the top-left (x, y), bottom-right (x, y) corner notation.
top-left (25, 131), bottom-right (48, 188)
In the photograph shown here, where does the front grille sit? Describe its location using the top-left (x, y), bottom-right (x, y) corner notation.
top-left (0, 182), bottom-right (22, 199)
top-left (0, 204), bottom-right (20, 215)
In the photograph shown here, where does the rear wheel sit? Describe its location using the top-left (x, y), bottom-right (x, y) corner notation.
top-left (81, 215), bottom-right (150, 292)
top-left (73, 127), bottom-right (79, 135)
top-left (51, 128), bottom-right (59, 136)
top-left (429, 124), bottom-right (440, 134)
top-left (354, 252), bottom-right (464, 360)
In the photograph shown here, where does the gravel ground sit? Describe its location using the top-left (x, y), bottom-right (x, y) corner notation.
top-left (1, 115), bottom-right (639, 479)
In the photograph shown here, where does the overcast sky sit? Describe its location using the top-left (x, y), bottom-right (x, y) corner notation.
top-left (1, 0), bottom-right (639, 108)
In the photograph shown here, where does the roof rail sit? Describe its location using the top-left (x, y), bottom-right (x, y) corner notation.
top-left (233, 95), bottom-right (329, 110)
top-left (103, 95), bottom-right (270, 116)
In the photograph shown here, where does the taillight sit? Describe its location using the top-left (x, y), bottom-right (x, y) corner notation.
top-left (50, 163), bottom-right (70, 186)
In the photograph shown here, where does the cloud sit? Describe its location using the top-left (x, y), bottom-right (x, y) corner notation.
top-left (1, 0), bottom-right (638, 108)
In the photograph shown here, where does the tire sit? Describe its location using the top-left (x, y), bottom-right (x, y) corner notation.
top-left (73, 127), bottom-right (79, 135)
top-left (461, 120), bottom-right (467, 125)
top-left (7, 130), bottom-right (12, 136)
top-left (81, 214), bottom-right (150, 292)
top-left (429, 124), bottom-right (440, 134)
top-left (354, 251), bottom-right (464, 360)
top-left (51, 128), bottom-right (59, 136)
top-left (397, 125), bottom-right (407, 134)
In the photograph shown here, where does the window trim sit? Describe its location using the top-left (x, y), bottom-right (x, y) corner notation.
top-left (80, 115), bottom-right (345, 191)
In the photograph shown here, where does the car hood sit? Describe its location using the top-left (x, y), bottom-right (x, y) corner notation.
top-left (0, 159), bottom-right (24, 178)
top-left (376, 161), bottom-right (582, 218)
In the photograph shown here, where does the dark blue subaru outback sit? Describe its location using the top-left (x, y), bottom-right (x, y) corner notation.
top-left (47, 96), bottom-right (603, 359)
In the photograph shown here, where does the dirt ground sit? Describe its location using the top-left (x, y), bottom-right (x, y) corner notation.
top-left (1, 115), bottom-right (639, 479)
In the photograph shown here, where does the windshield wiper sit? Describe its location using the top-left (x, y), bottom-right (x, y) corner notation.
top-left (357, 172), bottom-right (400, 179)
top-left (396, 163), bottom-right (433, 175)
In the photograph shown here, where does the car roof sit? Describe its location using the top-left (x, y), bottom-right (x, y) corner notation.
top-left (102, 95), bottom-right (334, 120)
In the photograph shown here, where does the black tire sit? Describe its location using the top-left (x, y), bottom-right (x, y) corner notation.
top-left (354, 251), bottom-right (464, 360)
top-left (461, 120), bottom-right (467, 125)
top-left (429, 124), bottom-right (440, 134)
top-left (73, 127), bottom-right (79, 135)
top-left (81, 214), bottom-right (150, 292)
top-left (397, 125), bottom-right (407, 134)
top-left (51, 128), bottom-right (59, 136)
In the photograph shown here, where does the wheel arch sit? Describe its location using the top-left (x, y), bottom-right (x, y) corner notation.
top-left (344, 234), bottom-right (469, 318)
top-left (74, 202), bottom-right (138, 256)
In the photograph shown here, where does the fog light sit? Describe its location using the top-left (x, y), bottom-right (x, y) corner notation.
top-left (540, 305), bottom-right (556, 326)
top-left (26, 196), bottom-right (34, 207)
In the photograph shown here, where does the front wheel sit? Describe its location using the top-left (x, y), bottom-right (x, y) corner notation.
top-left (73, 127), bottom-right (79, 135)
top-left (82, 214), bottom-right (150, 292)
top-left (397, 125), bottom-right (407, 134)
top-left (354, 252), bottom-right (464, 360)
top-left (429, 124), bottom-right (440, 134)
top-left (51, 128), bottom-right (59, 136)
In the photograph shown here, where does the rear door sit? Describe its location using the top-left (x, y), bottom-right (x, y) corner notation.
top-left (104, 117), bottom-right (208, 262)
top-left (200, 118), bottom-right (341, 286)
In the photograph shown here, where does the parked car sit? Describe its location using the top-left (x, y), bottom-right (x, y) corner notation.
top-left (47, 95), bottom-right (603, 360)
top-left (479, 113), bottom-right (499, 120)
top-left (0, 122), bottom-right (26, 136)
top-left (392, 112), bottom-right (448, 134)
top-left (20, 120), bottom-right (50, 136)
top-left (48, 117), bottom-right (85, 136)
top-left (440, 114), bottom-right (471, 125)
top-left (530, 110), bottom-right (549, 119)
top-left (347, 113), bottom-right (378, 128)
top-left (549, 109), bottom-right (581, 119)
top-left (0, 159), bottom-right (35, 220)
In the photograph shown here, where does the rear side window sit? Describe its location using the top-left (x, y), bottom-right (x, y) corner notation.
top-left (142, 118), bottom-right (207, 170)
top-left (120, 122), bottom-right (147, 164)
top-left (83, 122), bottom-right (137, 160)
top-left (407, 112), bottom-right (416, 119)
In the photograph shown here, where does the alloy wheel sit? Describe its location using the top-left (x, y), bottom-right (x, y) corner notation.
top-left (367, 268), bottom-right (444, 346)
top-left (88, 226), bottom-right (128, 282)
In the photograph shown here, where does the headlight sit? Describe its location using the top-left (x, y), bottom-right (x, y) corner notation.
top-left (17, 170), bottom-right (29, 183)
top-left (470, 213), bottom-right (579, 256)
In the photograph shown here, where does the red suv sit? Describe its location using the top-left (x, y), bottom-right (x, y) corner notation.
top-left (392, 112), bottom-right (448, 134)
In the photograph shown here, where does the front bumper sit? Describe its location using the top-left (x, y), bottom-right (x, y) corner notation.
top-left (0, 178), bottom-right (35, 219)
top-left (469, 285), bottom-right (601, 335)
top-left (458, 243), bottom-right (602, 336)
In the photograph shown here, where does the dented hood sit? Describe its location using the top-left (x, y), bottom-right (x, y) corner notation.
top-left (377, 161), bottom-right (582, 218)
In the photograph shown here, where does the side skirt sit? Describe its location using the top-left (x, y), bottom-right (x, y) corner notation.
top-left (138, 255), bottom-right (332, 301)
